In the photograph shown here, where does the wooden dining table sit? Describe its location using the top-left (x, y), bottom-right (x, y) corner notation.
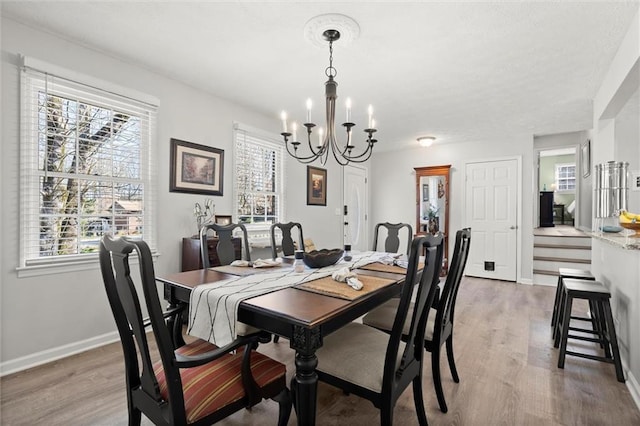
top-left (158, 263), bottom-right (408, 426)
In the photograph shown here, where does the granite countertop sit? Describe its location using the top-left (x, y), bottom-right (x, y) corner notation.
top-left (589, 231), bottom-right (640, 250)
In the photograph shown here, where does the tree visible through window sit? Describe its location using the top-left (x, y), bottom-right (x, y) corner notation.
top-left (234, 125), bottom-right (284, 227)
top-left (20, 64), bottom-right (157, 267)
top-left (555, 163), bottom-right (576, 191)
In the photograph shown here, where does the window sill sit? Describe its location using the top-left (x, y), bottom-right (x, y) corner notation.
top-left (17, 251), bottom-right (161, 278)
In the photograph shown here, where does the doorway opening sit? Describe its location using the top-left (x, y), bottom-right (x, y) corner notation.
top-left (536, 147), bottom-right (578, 229)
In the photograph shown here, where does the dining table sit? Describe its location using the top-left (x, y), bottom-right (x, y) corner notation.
top-left (157, 253), bottom-right (411, 426)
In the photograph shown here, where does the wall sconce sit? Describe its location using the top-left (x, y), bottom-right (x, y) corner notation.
top-left (417, 136), bottom-right (435, 147)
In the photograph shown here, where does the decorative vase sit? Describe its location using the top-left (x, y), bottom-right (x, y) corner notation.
top-left (428, 217), bottom-right (439, 234)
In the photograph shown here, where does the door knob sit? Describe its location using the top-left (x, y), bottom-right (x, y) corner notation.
top-left (510, 226), bottom-right (517, 230)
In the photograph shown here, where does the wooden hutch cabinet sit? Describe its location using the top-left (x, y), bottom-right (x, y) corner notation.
top-left (181, 237), bottom-right (242, 271)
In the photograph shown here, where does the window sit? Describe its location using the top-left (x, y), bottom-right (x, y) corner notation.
top-left (233, 123), bottom-right (285, 229)
top-left (555, 163), bottom-right (576, 192)
top-left (20, 58), bottom-right (157, 272)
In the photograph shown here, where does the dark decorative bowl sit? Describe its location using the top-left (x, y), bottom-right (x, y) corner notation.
top-left (303, 249), bottom-right (344, 268)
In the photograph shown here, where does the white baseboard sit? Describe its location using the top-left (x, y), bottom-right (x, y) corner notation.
top-left (518, 277), bottom-right (533, 285)
top-left (625, 365), bottom-right (640, 412)
top-left (0, 331), bottom-right (119, 377)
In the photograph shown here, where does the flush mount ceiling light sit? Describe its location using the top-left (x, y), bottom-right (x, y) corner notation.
top-left (417, 136), bottom-right (436, 147)
top-left (279, 14), bottom-right (378, 166)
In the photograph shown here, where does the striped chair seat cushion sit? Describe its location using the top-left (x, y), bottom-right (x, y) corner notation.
top-left (153, 339), bottom-right (286, 424)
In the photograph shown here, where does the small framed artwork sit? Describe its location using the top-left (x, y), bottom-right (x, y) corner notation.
top-left (307, 166), bottom-right (327, 206)
top-left (214, 215), bottom-right (232, 225)
top-left (581, 139), bottom-right (591, 178)
top-left (170, 138), bottom-right (224, 196)
top-left (422, 184), bottom-right (429, 201)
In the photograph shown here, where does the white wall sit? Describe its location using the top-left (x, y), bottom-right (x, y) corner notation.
top-left (0, 18), bottom-right (345, 372)
top-left (370, 133), bottom-right (534, 283)
top-left (591, 8), bottom-right (640, 405)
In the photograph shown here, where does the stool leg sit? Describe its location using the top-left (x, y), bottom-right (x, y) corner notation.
top-left (551, 276), bottom-right (563, 328)
top-left (588, 300), bottom-right (605, 350)
top-left (601, 300), bottom-right (625, 382)
top-left (554, 289), bottom-right (566, 348)
top-left (558, 295), bottom-right (573, 369)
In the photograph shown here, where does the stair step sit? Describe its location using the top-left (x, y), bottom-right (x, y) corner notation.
top-left (533, 269), bottom-right (561, 276)
top-left (533, 256), bottom-right (590, 263)
top-left (534, 243), bottom-right (591, 250)
top-left (533, 272), bottom-right (558, 286)
top-left (533, 235), bottom-right (592, 247)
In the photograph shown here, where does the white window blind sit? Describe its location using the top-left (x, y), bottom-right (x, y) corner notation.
top-left (555, 163), bottom-right (576, 192)
top-left (20, 62), bottom-right (158, 270)
top-left (233, 124), bottom-right (285, 227)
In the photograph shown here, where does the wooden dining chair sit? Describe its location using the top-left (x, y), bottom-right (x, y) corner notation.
top-left (270, 222), bottom-right (304, 259)
top-left (313, 233), bottom-right (443, 425)
top-left (372, 222), bottom-right (413, 254)
top-left (362, 227), bottom-right (471, 413)
top-left (200, 222), bottom-right (251, 267)
top-left (99, 235), bottom-right (291, 426)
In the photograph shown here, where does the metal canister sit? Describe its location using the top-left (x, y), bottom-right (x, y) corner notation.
top-left (594, 161), bottom-right (629, 218)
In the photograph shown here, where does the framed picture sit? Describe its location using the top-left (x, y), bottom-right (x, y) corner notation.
top-left (422, 184), bottom-right (429, 201)
top-left (170, 138), bottom-right (224, 196)
top-left (214, 215), bottom-right (232, 225)
top-left (307, 166), bottom-right (327, 206)
top-left (581, 139), bottom-right (591, 178)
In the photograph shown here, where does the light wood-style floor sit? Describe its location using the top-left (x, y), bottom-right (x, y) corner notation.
top-left (2, 277), bottom-right (639, 425)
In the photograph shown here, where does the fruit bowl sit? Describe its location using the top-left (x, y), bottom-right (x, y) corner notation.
top-left (619, 210), bottom-right (640, 236)
top-left (619, 221), bottom-right (640, 236)
top-left (303, 249), bottom-right (344, 268)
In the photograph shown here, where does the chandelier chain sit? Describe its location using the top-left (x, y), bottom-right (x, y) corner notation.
top-left (325, 39), bottom-right (337, 78)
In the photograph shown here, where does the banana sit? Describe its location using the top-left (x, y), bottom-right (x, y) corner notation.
top-left (619, 210), bottom-right (639, 223)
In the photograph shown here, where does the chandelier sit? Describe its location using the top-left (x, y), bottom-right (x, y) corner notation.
top-left (279, 28), bottom-right (378, 166)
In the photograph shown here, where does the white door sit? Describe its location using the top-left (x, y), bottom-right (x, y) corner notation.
top-left (465, 159), bottom-right (518, 281)
top-left (343, 165), bottom-right (368, 252)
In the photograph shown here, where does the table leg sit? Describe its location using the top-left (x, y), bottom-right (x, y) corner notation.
top-left (294, 351), bottom-right (318, 426)
top-left (290, 325), bottom-right (322, 425)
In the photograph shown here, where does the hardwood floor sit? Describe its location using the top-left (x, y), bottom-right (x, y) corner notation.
top-left (2, 277), bottom-right (639, 425)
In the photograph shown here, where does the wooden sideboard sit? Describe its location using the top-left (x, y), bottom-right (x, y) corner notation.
top-left (181, 237), bottom-right (242, 271)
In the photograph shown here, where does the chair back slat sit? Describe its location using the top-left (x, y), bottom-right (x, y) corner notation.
top-left (270, 222), bottom-right (304, 258)
top-left (372, 222), bottom-right (413, 254)
top-left (436, 228), bottom-right (471, 337)
top-left (383, 233), bottom-right (443, 389)
top-left (200, 222), bottom-right (251, 266)
top-left (100, 236), bottom-right (185, 416)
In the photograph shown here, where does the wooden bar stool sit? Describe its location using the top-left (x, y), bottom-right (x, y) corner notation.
top-left (551, 268), bottom-right (595, 333)
top-left (556, 278), bottom-right (624, 382)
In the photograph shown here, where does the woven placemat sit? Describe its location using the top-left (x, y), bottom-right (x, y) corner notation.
top-left (358, 262), bottom-right (424, 274)
top-left (296, 274), bottom-right (396, 301)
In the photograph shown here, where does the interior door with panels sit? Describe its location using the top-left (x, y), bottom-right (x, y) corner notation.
top-left (465, 159), bottom-right (518, 281)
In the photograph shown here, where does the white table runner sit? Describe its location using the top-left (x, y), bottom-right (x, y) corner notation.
top-left (188, 251), bottom-right (393, 346)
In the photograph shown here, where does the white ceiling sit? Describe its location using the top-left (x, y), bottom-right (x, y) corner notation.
top-left (2, 1), bottom-right (639, 152)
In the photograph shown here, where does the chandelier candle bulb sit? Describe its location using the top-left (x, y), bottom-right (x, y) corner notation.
top-left (318, 127), bottom-right (324, 148)
top-left (306, 98), bottom-right (312, 123)
top-left (280, 111), bottom-right (287, 133)
top-left (346, 97), bottom-right (352, 122)
top-left (292, 122), bottom-right (297, 141)
top-left (367, 105), bottom-right (373, 128)
top-left (371, 119), bottom-right (376, 129)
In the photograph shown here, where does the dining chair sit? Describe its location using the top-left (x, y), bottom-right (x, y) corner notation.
top-left (313, 233), bottom-right (443, 425)
top-left (99, 235), bottom-right (291, 426)
top-left (372, 222), bottom-right (413, 254)
top-left (200, 222), bottom-right (251, 267)
top-left (362, 228), bottom-right (471, 413)
top-left (270, 222), bottom-right (304, 259)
